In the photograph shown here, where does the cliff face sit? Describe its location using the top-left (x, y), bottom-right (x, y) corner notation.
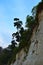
top-left (11, 11), bottom-right (43, 65)
top-left (23, 11), bottom-right (43, 65)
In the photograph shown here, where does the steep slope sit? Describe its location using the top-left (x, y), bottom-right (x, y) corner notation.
top-left (11, 10), bottom-right (43, 65)
top-left (22, 10), bottom-right (43, 65)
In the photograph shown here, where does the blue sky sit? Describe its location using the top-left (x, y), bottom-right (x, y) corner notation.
top-left (0, 0), bottom-right (41, 48)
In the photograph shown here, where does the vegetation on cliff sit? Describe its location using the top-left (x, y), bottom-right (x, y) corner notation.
top-left (0, 0), bottom-right (43, 65)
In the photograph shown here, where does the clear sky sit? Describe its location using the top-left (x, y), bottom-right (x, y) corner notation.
top-left (0, 0), bottom-right (41, 48)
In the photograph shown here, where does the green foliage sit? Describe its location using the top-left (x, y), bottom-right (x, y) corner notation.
top-left (26, 15), bottom-right (37, 31)
top-left (32, 0), bottom-right (43, 23)
top-left (14, 18), bottom-right (19, 21)
top-left (7, 18), bottom-right (24, 64)
top-left (0, 16), bottom-right (37, 65)
top-left (14, 18), bottom-right (22, 30)
top-left (0, 0), bottom-right (42, 64)
top-left (0, 49), bottom-right (12, 65)
top-left (7, 47), bottom-right (19, 65)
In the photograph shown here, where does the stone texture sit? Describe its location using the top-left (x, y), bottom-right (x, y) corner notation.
top-left (12, 11), bottom-right (43, 65)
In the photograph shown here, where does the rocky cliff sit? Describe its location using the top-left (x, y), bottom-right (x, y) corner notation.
top-left (10, 1), bottom-right (43, 65)
top-left (11, 9), bottom-right (43, 65)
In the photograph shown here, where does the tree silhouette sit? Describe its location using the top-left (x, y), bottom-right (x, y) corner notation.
top-left (14, 18), bottom-right (22, 31)
top-left (12, 18), bottom-right (23, 42)
top-left (11, 40), bottom-right (17, 49)
top-left (42, 0), bottom-right (43, 2)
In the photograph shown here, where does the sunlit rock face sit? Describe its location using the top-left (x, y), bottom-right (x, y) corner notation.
top-left (12, 11), bottom-right (43, 65)
top-left (22, 11), bottom-right (43, 65)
